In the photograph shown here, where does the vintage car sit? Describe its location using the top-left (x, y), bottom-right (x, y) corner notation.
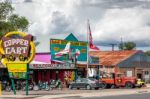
top-left (136, 79), bottom-right (145, 88)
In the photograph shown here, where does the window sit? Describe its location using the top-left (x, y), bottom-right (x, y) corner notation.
top-left (76, 79), bottom-right (81, 83)
top-left (145, 71), bottom-right (149, 75)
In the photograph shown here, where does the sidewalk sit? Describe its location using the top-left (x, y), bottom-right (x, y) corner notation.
top-left (0, 88), bottom-right (150, 99)
top-left (33, 88), bottom-right (150, 99)
top-left (146, 84), bottom-right (150, 88)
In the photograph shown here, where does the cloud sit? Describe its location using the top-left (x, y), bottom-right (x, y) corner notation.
top-left (11, 0), bottom-right (150, 51)
top-left (79, 0), bottom-right (150, 9)
top-left (93, 8), bottom-right (150, 47)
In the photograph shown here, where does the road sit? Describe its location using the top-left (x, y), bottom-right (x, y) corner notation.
top-left (78, 93), bottom-right (150, 99)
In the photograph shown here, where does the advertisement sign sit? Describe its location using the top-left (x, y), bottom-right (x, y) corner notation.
top-left (1, 35), bottom-right (32, 58)
top-left (50, 39), bottom-right (87, 62)
top-left (0, 31), bottom-right (35, 95)
top-left (7, 63), bottom-right (27, 72)
top-left (30, 63), bottom-right (75, 69)
top-left (89, 56), bottom-right (99, 65)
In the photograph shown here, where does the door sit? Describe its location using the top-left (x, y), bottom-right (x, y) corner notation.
top-left (137, 73), bottom-right (142, 79)
top-left (81, 78), bottom-right (88, 88)
top-left (75, 79), bottom-right (82, 88)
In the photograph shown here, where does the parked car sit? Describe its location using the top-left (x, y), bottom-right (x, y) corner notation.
top-left (136, 79), bottom-right (145, 88)
top-left (100, 73), bottom-right (144, 89)
top-left (69, 78), bottom-right (100, 90)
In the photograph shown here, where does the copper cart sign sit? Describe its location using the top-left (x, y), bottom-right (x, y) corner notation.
top-left (0, 31), bottom-right (35, 95)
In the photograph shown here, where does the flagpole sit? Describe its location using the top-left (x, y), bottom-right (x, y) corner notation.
top-left (87, 19), bottom-right (90, 78)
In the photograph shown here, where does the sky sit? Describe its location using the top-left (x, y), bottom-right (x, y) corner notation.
top-left (4, 0), bottom-right (150, 52)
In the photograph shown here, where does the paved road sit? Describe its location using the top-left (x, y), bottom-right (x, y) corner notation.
top-left (78, 93), bottom-right (150, 99)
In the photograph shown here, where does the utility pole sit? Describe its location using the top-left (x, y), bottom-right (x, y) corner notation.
top-left (109, 43), bottom-right (117, 51)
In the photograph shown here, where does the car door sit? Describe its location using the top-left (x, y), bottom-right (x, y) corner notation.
top-left (75, 79), bottom-right (82, 88)
top-left (81, 78), bottom-right (88, 88)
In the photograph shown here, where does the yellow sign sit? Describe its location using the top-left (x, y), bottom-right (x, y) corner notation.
top-left (7, 63), bottom-right (27, 72)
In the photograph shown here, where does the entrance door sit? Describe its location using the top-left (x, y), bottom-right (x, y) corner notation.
top-left (137, 73), bottom-right (142, 79)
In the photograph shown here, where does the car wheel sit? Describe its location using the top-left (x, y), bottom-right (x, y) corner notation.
top-left (69, 85), bottom-right (73, 89)
top-left (33, 85), bottom-right (39, 91)
top-left (138, 85), bottom-right (142, 88)
top-left (45, 86), bottom-right (50, 91)
top-left (111, 84), bottom-right (116, 89)
top-left (125, 82), bottom-right (133, 88)
top-left (86, 85), bottom-right (91, 90)
top-left (101, 82), bottom-right (107, 89)
top-left (6, 86), bottom-right (11, 92)
top-left (95, 87), bottom-right (99, 90)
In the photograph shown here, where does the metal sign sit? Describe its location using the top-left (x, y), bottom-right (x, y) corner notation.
top-left (50, 39), bottom-right (87, 62)
top-left (0, 31), bottom-right (35, 95)
top-left (1, 35), bottom-right (32, 58)
top-left (30, 63), bottom-right (75, 69)
top-left (89, 56), bottom-right (99, 64)
top-left (7, 63), bottom-right (27, 72)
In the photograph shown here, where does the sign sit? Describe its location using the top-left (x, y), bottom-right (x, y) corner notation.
top-left (9, 72), bottom-right (27, 79)
top-left (127, 70), bottom-right (132, 77)
top-left (0, 31), bottom-right (35, 95)
top-left (50, 39), bottom-right (87, 62)
top-left (1, 35), bottom-right (32, 58)
top-left (7, 63), bottom-right (27, 72)
top-left (30, 63), bottom-right (75, 69)
top-left (89, 56), bottom-right (99, 64)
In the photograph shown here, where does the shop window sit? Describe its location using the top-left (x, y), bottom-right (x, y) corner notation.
top-left (145, 71), bottom-right (149, 75)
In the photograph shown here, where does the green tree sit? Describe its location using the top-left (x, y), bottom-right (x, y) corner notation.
top-left (145, 51), bottom-right (150, 56)
top-left (8, 14), bottom-right (29, 31)
top-left (119, 41), bottom-right (136, 50)
top-left (0, 0), bottom-right (29, 36)
top-left (0, 0), bottom-right (13, 20)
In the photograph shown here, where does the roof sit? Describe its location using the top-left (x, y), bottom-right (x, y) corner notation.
top-left (33, 53), bottom-right (51, 63)
top-left (90, 50), bottom-right (140, 66)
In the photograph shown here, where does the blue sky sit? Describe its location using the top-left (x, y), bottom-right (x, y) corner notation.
top-left (7, 0), bottom-right (150, 52)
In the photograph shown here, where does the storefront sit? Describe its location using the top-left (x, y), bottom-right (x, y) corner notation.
top-left (29, 63), bottom-right (77, 85)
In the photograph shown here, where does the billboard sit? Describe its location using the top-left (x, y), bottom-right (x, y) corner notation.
top-left (50, 39), bottom-right (87, 62)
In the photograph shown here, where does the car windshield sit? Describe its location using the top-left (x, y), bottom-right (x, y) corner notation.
top-left (76, 79), bottom-right (82, 83)
top-left (88, 78), bottom-right (96, 81)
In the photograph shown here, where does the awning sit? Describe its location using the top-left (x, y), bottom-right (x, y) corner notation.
top-left (29, 62), bottom-right (76, 70)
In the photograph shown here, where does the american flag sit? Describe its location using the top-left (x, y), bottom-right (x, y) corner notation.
top-left (88, 20), bottom-right (100, 51)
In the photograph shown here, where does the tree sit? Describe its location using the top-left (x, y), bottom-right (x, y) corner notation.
top-left (0, 0), bottom-right (29, 37)
top-left (8, 14), bottom-right (29, 31)
top-left (0, 0), bottom-right (13, 20)
top-left (145, 51), bottom-right (150, 56)
top-left (119, 41), bottom-right (136, 50)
